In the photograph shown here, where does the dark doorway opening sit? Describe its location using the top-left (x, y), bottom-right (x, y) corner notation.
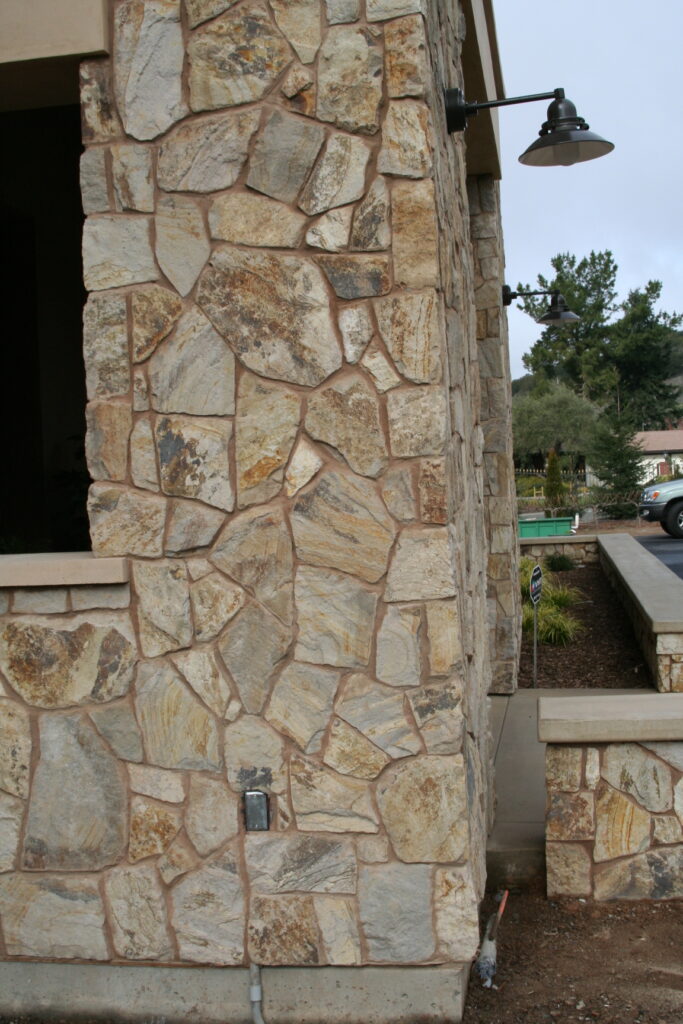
top-left (0, 104), bottom-right (90, 553)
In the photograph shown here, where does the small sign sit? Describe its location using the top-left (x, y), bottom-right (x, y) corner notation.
top-left (530, 564), bottom-right (543, 606)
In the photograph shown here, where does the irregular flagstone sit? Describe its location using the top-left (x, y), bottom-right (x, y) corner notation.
top-left (0, 614), bottom-right (137, 709)
top-left (211, 504), bottom-right (294, 623)
top-left (317, 26), bottom-right (383, 134)
top-left (83, 215), bottom-right (157, 291)
top-left (284, 439), bottom-right (324, 497)
top-left (197, 247), bottom-right (342, 387)
top-left (0, 874), bottom-right (108, 960)
top-left (186, 775), bottom-right (239, 855)
top-left (594, 847), bottom-right (683, 901)
top-left (23, 713), bottom-right (126, 870)
top-left (185, 0), bottom-right (237, 28)
top-left (594, 784), bottom-right (651, 862)
top-left (325, 0), bottom-right (360, 22)
top-left (155, 415), bottom-right (234, 511)
top-left (392, 179), bottom-right (439, 287)
top-left (376, 605), bottom-right (422, 687)
top-left (245, 834), bottom-right (356, 893)
top-left (0, 699), bottom-right (31, 797)
top-left (315, 896), bottom-right (362, 964)
top-left (80, 60), bottom-right (122, 142)
top-left (111, 143), bottom-right (154, 213)
top-left (130, 419), bottom-right (159, 491)
top-left (367, 0), bottom-right (423, 19)
top-left (133, 560), bottom-right (191, 657)
top-left (322, 717), bottom-right (390, 779)
top-left (247, 110), bottom-right (325, 204)
top-left (190, 573), bottom-right (245, 641)
top-left (419, 458), bottom-right (447, 523)
top-left (338, 303), bottom-right (373, 363)
top-left (217, 603), bottom-right (291, 713)
top-left (434, 867), bottom-right (481, 961)
top-left (280, 64), bottom-right (317, 117)
top-left (165, 499), bottom-right (225, 555)
top-left (546, 842), bottom-right (593, 897)
top-left (135, 368), bottom-right (150, 410)
top-left (376, 755), bottom-right (468, 862)
top-left (291, 470), bottom-right (395, 582)
top-left (295, 567), bottom-right (378, 668)
top-left (316, 254), bottom-right (392, 299)
top-left (149, 308), bottom-right (235, 416)
top-left (225, 716), bottom-right (286, 794)
top-left (80, 148), bottom-right (108, 214)
top-left (172, 848), bottom-right (246, 964)
top-left (128, 764), bottom-right (185, 803)
top-left (271, 0), bottom-right (321, 63)
top-left (131, 284), bottom-right (183, 363)
top-left (188, 3), bottom-right (291, 112)
top-left (266, 662), bottom-right (340, 753)
top-left (385, 14), bottom-right (429, 97)
top-left (290, 755), bottom-right (379, 833)
top-left (305, 375), bottom-right (388, 478)
top-left (210, 192), bottom-right (307, 248)
top-left (653, 815), bottom-right (683, 844)
top-left (546, 791), bottom-right (595, 841)
top-left (158, 109), bottom-right (260, 192)
top-left (350, 176), bottom-right (391, 251)
top-left (172, 648), bottom-right (234, 718)
top-left (377, 100), bottom-right (432, 178)
top-left (135, 660), bottom-right (222, 770)
top-left (306, 207), bottom-right (353, 252)
top-left (129, 796), bottom-right (182, 862)
top-left (643, 742), bottom-right (683, 772)
top-left (387, 387), bottom-right (448, 457)
top-left (299, 134), bottom-right (371, 215)
top-left (114, 0), bottom-right (188, 140)
top-left (335, 674), bottom-right (420, 758)
top-left (105, 864), bottom-right (172, 960)
top-left (381, 464), bottom-right (416, 520)
top-left (358, 863), bottom-right (434, 962)
top-left (90, 702), bottom-right (144, 762)
top-left (363, 346), bottom-right (400, 391)
top-left (83, 293), bottom-right (130, 399)
top-left (385, 528), bottom-right (455, 601)
top-left (357, 836), bottom-right (389, 862)
top-left (248, 894), bottom-right (320, 964)
top-left (155, 196), bottom-right (210, 297)
top-left (602, 743), bottom-right (674, 812)
top-left (88, 483), bottom-right (167, 556)
top-left (546, 746), bottom-right (583, 792)
top-left (374, 289), bottom-right (443, 383)
top-left (0, 792), bottom-right (23, 871)
top-left (158, 834), bottom-right (200, 884)
top-left (86, 401), bottom-right (132, 482)
top-left (409, 681), bottom-right (464, 754)
top-left (235, 374), bottom-right (301, 508)
top-left (426, 599), bottom-right (463, 673)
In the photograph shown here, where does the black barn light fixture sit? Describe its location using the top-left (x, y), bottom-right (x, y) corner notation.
top-left (502, 285), bottom-right (581, 326)
top-left (444, 87), bottom-right (614, 167)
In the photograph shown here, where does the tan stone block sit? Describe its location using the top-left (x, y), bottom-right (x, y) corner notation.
top-left (547, 791), bottom-right (595, 841)
top-left (322, 718), bottom-right (390, 779)
top-left (594, 784), bottom-right (651, 862)
top-left (546, 745), bottom-right (583, 792)
top-left (86, 401), bottom-right (131, 482)
top-left (426, 600), bottom-right (463, 675)
top-left (385, 14), bottom-right (428, 98)
top-left (210, 192), bottom-right (307, 247)
top-left (546, 842), bottom-right (593, 897)
top-left (248, 894), bottom-right (321, 964)
top-left (391, 179), bottom-right (439, 288)
top-left (131, 284), bottom-right (182, 363)
top-left (378, 100), bottom-right (431, 178)
top-left (317, 26), bottom-right (382, 133)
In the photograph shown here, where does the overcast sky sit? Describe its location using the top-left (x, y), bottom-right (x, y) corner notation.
top-left (492, 0), bottom-right (683, 379)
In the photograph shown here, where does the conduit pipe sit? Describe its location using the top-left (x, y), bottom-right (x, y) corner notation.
top-left (249, 964), bottom-right (267, 1024)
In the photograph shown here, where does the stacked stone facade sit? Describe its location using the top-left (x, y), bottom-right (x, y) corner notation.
top-left (0, 0), bottom-right (511, 978)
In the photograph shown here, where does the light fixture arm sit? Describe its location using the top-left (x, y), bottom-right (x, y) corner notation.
top-left (445, 87), bottom-right (565, 134)
top-left (502, 285), bottom-right (560, 307)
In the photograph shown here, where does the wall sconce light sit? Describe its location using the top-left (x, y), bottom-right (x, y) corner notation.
top-left (444, 87), bottom-right (614, 167)
top-left (502, 284), bottom-right (581, 325)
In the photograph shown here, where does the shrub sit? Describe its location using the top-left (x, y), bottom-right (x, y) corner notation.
top-left (544, 553), bottom-right (575, 572)
top-left (522, 602), bottom-right (582, 645)
top-left (544, 448), bottom-right (565, 509)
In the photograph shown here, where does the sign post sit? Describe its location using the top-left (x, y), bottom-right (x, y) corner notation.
top-left (529, 564), bottom-right (543, 688)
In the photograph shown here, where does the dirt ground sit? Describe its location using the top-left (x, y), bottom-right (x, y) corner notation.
top-left (466, 524), bottom-right (682, 1024)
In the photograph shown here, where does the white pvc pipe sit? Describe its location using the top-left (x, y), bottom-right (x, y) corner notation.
top-left (249, 964), bottom-right (267, 1024)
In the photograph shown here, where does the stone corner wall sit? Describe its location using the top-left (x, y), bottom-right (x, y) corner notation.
top-left (545, 742), bottom-right (683, 900)
top-left (0, 0), bottom-right (503, 987)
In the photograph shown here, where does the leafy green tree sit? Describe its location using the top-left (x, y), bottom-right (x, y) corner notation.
top-left (544, 448), bottom-right (565, 508)
top-left (512, 382), bottom-right (598, 463)
top-left (587, 419), bottom-right (644, 517)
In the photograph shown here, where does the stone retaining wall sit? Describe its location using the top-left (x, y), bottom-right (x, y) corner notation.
top-left (545, 741), bottom-right (683, 900)
top-left (519, 537), bottom-right (599, 564)
top-left (0, 0), bottom-right (507, 986)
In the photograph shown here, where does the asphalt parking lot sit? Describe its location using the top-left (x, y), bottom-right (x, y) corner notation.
top-left (637, 533), bottom-right (683, 580)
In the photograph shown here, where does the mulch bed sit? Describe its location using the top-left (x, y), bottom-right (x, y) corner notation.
top-left (517, 562), bottom-right (654, 689)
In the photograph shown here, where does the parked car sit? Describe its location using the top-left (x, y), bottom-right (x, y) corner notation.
top-left (639, 479), bottom-right (683, 537)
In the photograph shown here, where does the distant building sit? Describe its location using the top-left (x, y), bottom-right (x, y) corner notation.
top-left (635, 430), bottom-right (683, 479)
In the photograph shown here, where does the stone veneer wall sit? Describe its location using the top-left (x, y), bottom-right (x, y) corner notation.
top-left (546, 742), bottom-right (683, 900)
top-left (469, 174), bottom-right (520, 695)
top-left (0, 0), bottom-right (498, 973)
top-left (519, 538), bottom-right (600, 564)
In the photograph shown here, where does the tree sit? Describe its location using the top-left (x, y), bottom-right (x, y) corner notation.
top-left (516, 251), bottom-right (682, 428)
top-left (544, 448), bottom-right (565, 508)
top-left (587, 419), bottom-right (644, 517)
top-left (512, 382), bottom-right (598, 464)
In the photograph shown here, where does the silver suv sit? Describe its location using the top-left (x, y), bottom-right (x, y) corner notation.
top-left (639, 478), bottom-right (683, 537)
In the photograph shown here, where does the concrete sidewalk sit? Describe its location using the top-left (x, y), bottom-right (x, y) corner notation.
top-left (486, 687), bottom-right (654, 885)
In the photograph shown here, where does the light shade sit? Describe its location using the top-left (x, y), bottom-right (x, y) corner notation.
top-left (536, 292), bottom-right (581, 326)
top-left (519, 95), bottom-right (614, 167)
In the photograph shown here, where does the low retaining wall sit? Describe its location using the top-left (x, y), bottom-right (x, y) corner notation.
top-left (598, 534), bottom-right (683, 692)
top-left (539, 695), bottom-right (683, 901)
top-left (519, 535), bottom-right (599, 563)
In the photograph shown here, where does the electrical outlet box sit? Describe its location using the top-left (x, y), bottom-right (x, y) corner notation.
top-left (244, 790), bottom-right (269, 831)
